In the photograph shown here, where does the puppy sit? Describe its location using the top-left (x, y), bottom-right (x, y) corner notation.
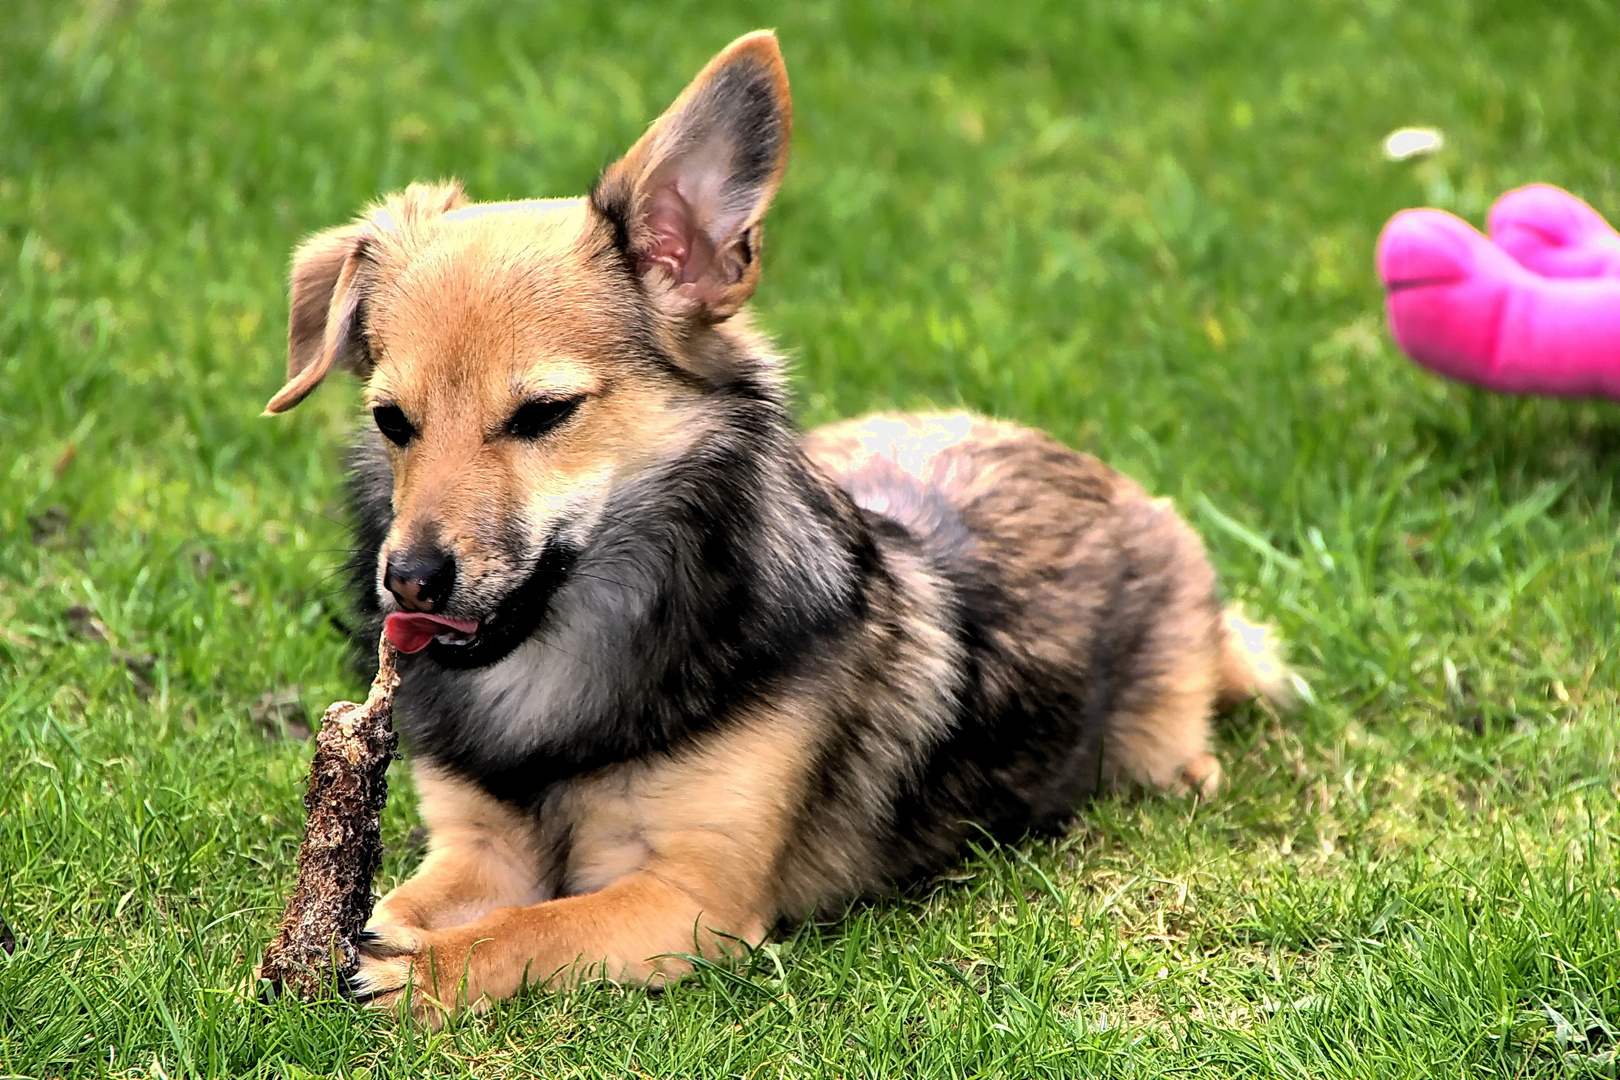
top-left (265, 31), bottom-right (1290, 1024)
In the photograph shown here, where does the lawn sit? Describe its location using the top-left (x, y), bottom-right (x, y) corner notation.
top-left (3, 0), bottom-right (1619, 1076)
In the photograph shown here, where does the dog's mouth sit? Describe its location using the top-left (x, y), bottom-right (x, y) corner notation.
top-left (379, 538), bottom-right (582, 670)
top-left (383, 613), bottom-right (482, 654)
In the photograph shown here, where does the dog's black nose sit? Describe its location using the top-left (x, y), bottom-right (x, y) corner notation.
top-left (385, 548), bottom-right (456, 613)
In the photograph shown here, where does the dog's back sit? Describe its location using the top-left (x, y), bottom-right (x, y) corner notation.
top-left (802, 412), bottom-right (1287, 868)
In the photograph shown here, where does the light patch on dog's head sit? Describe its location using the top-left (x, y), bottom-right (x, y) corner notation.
top-left (356, 196), bottom-right (692, 611)
top-left (265, 32), bottom-right (792, 664)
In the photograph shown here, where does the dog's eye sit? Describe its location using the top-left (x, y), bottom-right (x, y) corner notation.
top-left (372, 404), bottom-right (416, 447)
top-left (506, 397), bottom-right (583, 441)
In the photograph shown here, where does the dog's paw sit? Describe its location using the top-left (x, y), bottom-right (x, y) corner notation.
top-left (345, 924), bottom-right (496, 1027)
top-left (345, 925), bottom-right (420, 1002)
top-left (1177, 753), bottom-right (1222, 800)
top-left (344, 925), bottom-right (443, 1025)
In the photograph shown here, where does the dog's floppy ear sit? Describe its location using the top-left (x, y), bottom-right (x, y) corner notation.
top-left (265, 224), bottom-right (372, 415)
top-left (591, 30), bottom-right (791, 321)
top-left (266, 181), bottom-right (466, 415)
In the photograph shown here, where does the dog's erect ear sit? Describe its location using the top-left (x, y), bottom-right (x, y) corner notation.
top-left (592, 30), bottom-right (791, 321)
top-left (265, 224), bottom-right (372, 415)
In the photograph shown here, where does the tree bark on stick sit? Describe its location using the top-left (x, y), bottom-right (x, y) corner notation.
top-left (258, 636), bottom-right (400, 1000)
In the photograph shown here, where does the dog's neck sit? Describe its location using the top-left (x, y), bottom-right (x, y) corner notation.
top-left (354, 374), bottom-right (886, 805)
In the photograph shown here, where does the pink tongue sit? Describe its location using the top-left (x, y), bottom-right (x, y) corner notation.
top-left (384, 612), bottom-right (481, 654)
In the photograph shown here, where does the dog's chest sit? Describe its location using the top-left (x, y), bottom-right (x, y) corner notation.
top-left (545, 709), bottom-right (816, 903)
top-left (394, 618), bottom-right (628, 776)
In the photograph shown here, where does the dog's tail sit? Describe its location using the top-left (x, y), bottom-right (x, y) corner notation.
top-left (1216, 606), bottom-right (1297, 710)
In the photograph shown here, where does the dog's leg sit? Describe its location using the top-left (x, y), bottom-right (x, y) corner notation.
top-left (367, 765), bottom-right (548, 933)
top-left (354, 712), bottom-right (809, 1025)
top-left (350, 863), bottom-right (767, 1025)
top-left (1104, 667), bottom-right (1224, 798)
top-left (1097, 506), bottom-right (1232, 799)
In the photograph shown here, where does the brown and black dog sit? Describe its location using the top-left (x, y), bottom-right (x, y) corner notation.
top-left (265, 31), bottom-right (1291, 1023)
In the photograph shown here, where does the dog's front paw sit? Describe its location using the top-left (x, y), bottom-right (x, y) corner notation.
top-left (345, 923), bottom-right (499, 1027)
top-left (344, 924), bottom-right (444, 1026)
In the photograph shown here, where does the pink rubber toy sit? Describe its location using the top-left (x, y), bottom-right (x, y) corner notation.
top-left (1377, 184), bottom-right (1620, 399)
top-left (1489, 184), bottom-right (1620, 280)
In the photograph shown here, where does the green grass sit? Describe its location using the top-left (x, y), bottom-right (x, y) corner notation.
top-left (4, 0), bottom-right (1619, 1076)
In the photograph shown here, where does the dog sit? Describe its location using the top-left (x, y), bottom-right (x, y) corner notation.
top-left (264, 31), bottom-right (1291, 1024)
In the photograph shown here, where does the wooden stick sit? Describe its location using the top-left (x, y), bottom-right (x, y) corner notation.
top-left (258, 636), bottom-right (400, 1000)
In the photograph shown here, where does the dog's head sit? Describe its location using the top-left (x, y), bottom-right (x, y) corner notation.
top-left (266, 32), bottom-right (791, 665)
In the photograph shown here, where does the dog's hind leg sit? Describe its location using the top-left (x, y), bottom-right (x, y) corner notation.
top-left (1100, 606), bottom-right (1293, 800)
top-left (1101, 655), bottom-right (1225, 799)
top-left (1093, 504), bottom-right (1232, 799)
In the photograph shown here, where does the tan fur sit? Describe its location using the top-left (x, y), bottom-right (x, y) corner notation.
top-left (1094, 502), bottom-right (1226, 797)
top-left (359, 872), bottom-right (733, 1019)
top-left (356, 709), bottom-right (813, 1021)
top-left (355, 198), bottom-right (702, 601)
top-left (368, 766), bottom-right (548, 933)
top-left (265, 87), bottom-right (795, 610)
